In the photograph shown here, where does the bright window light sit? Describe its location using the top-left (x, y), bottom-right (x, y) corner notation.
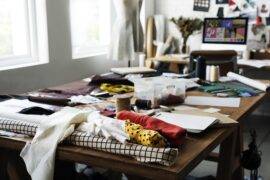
top-left (70, 0), bottom-right (111, 59)
top-left (0, 0), bottom-right (29, 58)
top-left (0, 0), bottom-right (48, 70)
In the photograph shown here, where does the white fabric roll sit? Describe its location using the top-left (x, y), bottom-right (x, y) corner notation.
top-left (227, 72), bottom-right (270, 92)
top-left (138, 53), bottom-right (146, 67)
top-left (20, 107), bottom-right (93, 180)
top-left (206, 66), bottom-right (211, 81)
top-left (77, 111), bottom-right (129, 144)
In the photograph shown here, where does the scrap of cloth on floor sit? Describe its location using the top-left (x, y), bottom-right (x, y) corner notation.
top-left (20, 107), bottom-right (93, 180)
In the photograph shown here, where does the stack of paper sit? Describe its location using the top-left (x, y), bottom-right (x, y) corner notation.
top-left (154, 112), bottom-right (218, 133)
top-left (184, 96), bottom-right (241, 108)
top-left (110, 67), bottom-right (156, 75)
top-left (238, 59), bottom-right (270, 68)
top-left (172, 109), bottom-right (237, 127)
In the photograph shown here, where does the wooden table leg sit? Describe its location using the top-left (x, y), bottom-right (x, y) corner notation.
top-left (232, 124), bottom-right (244, 180)
top-left (7, 151), bottom-right (31, 180)
top-left (0, 148), bottom-right (9, 180)
top-left (216, 128), bottom-right (237, 180)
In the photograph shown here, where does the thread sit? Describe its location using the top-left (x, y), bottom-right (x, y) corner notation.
top-left (135, 99), bottom-right (152, 109)
top-left (206, 65), bottom-right (211, 81)
top-left (209, 65), bottom-right (220, 82)
top-left (115, 95), bottom-right (132, 113)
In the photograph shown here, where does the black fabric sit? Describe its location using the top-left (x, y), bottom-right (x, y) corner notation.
top-left (28, 96), bottom-right (71, 106)
top-left (0, 95), bottom-right (27, 102)
top-left (0, 95), bottom-right (11, 102)
top-left (88, 74), bottom-right (133, 86)
top-left (19, 107), bottom-right (55, 115)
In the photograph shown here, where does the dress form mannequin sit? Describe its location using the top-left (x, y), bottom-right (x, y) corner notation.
top-left (109, 0), bottom-right (143, 63)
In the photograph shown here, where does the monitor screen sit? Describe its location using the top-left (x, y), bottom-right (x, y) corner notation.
top-left (203, 18), bottom-right (248, 45)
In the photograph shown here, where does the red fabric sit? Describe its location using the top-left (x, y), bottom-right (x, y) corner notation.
top-left (229, 0), bottom-right (235, 6)
top-left (117, 111), bottom-right (187, 147)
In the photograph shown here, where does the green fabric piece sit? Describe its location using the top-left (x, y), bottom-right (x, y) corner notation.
top-left (199, 81), bottom-right (262, 97)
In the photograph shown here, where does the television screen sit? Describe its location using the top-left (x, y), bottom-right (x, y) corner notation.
top-left (203, 18), bottom-right (248, 45)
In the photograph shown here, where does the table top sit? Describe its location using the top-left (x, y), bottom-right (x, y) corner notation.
top-left (147, 55), bottom-right (270, 69)
top-left (0, 81), bottom-right (267, 179)
top-left (146, 55), bottom-right (189, 65)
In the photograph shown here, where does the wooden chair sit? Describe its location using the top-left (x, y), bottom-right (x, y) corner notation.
top-left (189, 50), bottom-right (238, 76)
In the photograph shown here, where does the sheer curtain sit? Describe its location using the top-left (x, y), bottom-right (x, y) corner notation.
top-left (109, 0), bottom-right (143, 62)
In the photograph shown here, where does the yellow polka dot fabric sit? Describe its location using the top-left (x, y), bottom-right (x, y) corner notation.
top-left (125, 121), bottom-right (166, 148)
top-left (100, 83), bottom-right (134, 94)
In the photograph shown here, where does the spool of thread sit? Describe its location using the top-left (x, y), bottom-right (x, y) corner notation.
top-left (243, 50), bottom-right (250, 60)
top-left (115, 95), bottom-right (132, 113)
top-left (210, 66), bottom-right (220, 82)
top-left (135, 99), bottom-right (152, 109)
top-left (195, 56), bottom-right (206, 80)
top-left (206, 65), bottom-right (211, 81)
top-left (138, 53), bottom-right (146, 67)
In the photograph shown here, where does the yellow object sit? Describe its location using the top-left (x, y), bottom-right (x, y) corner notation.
top-left (100, 83), bottom-right (134, 94)
top-left (125, 121), bottom-right (166, 148)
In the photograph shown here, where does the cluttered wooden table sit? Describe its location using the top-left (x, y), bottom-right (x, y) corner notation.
top-left (146, 54), bottom-right (270, 73)
top-left (0, 73), bottom-right (268, 180)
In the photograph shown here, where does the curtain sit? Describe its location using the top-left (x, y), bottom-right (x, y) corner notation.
top-left (109, 0), bottom-right (143, 61)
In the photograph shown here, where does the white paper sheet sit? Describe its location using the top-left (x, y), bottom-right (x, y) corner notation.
top-left (162, 73), bottom-right (189, 78)
top-left (174, 105), bottom-right (221, 113)
top-left (184, 96), bottom-right (241, 108)
top-left (227, 72), bottom-right (270, 92)
top-left (110, 67), bottom-right (156, 75)
top-left (0, 99), bottom-right (57, 113)
top-left (238, 59), bottom-right (270, 68)
top-left (154, 112), bottom-right (218, 133)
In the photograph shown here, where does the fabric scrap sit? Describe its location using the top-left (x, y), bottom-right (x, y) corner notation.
top-left (20, 107), bottom-right (92, 180)
top-left (125, 121), bottom-right (166, 148)
top-left (117, 111), bottom-right (187, 147)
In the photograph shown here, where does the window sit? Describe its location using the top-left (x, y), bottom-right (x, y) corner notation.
top-left (0, 0), bottom-right (48, 69)
top-left (70, 0), bottom-right (112, 59)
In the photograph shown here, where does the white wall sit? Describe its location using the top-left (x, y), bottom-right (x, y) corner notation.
top-left (154, 0), bottom-right (229, 51)
top-left (0, 0), bottom-right (156, 94)
top-left (155, 0), bottom-right (226, 18)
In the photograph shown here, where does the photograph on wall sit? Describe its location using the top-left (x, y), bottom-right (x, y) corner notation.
top-left (203, 18), bottom-right (248, 44)
top-left (228, 0), bottom-right (257, 21)
top-left (193, 0), bottom-right (210, 12)
top-left (216, 0), bottom-right (228, 4)
top-left (258, 1), bottom-right (270, 17)
top-left (229, 0), bottom-right (257, 11)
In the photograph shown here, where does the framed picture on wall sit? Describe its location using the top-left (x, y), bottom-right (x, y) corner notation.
top-left (194, 0), bottom-right (210, 12)
top-left (216, 0), bottom-right (228, 4)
